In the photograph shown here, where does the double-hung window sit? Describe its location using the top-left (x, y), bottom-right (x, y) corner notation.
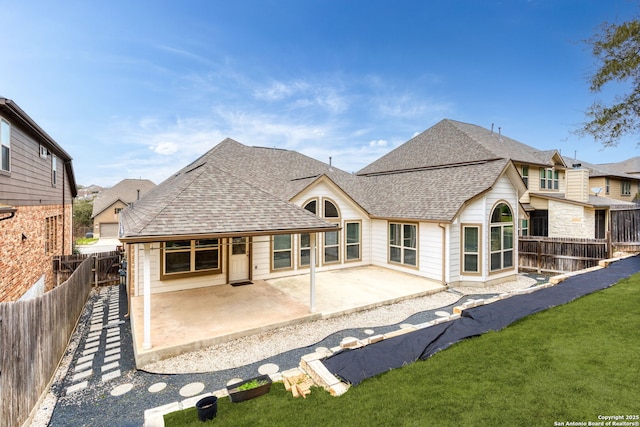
top-left (621, 181), bottom-right (631, 196)
top-left (521, 166), bottom-right (529, 188)
top-left (1, 118), bottom-right (10, 172)
top-left (163, 239), bottom-right (220, 278)
top-left (539, 168), bottom-right (559, 190)
top-left (345, 222), bottom-right (361, 261)
top-left (462, 225), bottom-right (480, 273)
top-left (273, 234), bottom-right (292, 270)
top-left (389, 223), bottom-right (417, 267)
top-left (51, 154), bottom-right (57, 186)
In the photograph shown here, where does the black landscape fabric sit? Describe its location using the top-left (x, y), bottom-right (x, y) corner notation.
top-left (323, 255), bottom-right (640, 386)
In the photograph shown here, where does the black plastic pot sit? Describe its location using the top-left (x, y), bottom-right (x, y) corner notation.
top-left (195, 396), bottom-right (218, 422)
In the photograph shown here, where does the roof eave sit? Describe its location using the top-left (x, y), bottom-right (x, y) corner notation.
top-left (119, 225), bottom-right (341, 244)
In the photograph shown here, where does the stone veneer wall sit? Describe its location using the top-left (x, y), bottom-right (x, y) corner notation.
top-left (0, 204), bottom-right (73, 302)
top-left (548, 199), bottom-right (594, 239)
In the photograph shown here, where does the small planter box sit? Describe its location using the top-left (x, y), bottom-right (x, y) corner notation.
top-left (227, 374), bottom-right (272, 403)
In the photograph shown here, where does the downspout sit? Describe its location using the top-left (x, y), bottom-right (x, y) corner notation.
top-left (62, 160), bottom-right (66, 254)
top-left (438, 223), bottom-right (447, 287)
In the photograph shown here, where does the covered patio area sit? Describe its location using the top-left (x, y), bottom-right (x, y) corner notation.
top-left (130, 266), bottom-right (445, 367)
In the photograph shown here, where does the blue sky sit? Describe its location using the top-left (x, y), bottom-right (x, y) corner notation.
top-left (1, 0), bottom-right (638, 187)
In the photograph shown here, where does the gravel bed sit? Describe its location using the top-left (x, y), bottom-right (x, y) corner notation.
top-left (143, 274), bottom-right (537, 374)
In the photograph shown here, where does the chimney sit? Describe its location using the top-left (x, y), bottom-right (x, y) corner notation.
top-left (565, 167), bottom-right (590, 203)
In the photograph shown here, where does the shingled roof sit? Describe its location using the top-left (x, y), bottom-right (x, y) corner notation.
top-left (119, 153), bottom-right (338, 241)
top-left (357, 119), bottom-right (564, 176)
top-left (120, 121), bottom-right (528, 239)
top-left (92, 178), bottom-right (156, 218)
top-left (561, 156), bottom-right (640, 180)
top-left (597, 156), bottom-right (640, 176)
top-left (357, 158), bottom-right (514, 221)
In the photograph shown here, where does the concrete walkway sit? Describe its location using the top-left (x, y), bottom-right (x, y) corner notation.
top-left (76, 238), bottom-right (122, 254)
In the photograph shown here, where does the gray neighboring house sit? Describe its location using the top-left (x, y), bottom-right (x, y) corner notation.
top-left (92, 178), bottom-right (155, 238)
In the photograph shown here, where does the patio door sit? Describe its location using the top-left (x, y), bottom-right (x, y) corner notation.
top-left (229, 237), bottom-right (250, 283)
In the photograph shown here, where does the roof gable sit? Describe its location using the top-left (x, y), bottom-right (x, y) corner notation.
top-left (357, 158), bottom-right (515, 222)
top-left (357, 119), bottom-right (566, 176)
top-left (120, 154), bottom-right (336, 240)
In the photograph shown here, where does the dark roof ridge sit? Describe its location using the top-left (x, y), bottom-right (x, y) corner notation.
top-left (358, 158), bottom-right (501, 177)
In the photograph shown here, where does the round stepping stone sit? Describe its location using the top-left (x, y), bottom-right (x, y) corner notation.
top-left (179, 382), bottom-right (205, 397)
top-left (148, 382), bottom-right (167, 393)
top-left (110, 383), bottom-right (133, 396)
top-left (363, 329), bottom-right (375, 335)
top-left (435, 311), bottom-right (450, 317)
top-left (399, 323), bottom-right (413, 329)
top-left (258, 363), bottom-right (279, 375)
top-left (227, 378), bottom-right (243, 386)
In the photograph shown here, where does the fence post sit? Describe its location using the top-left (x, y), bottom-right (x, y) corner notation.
top-left (536, 239), bottom-right (541, 273)
top-left (93, 255), bottom-right (98, 287)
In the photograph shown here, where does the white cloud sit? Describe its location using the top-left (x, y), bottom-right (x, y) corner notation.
top-left (149, 141), bottom-right (178, 155)
top-left (369, 139), bottom-right (388, 147)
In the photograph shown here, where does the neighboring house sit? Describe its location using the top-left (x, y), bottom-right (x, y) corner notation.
top-left (599, 156), bottom-right (640, 177)
top-left (91, 178), bottom-right (155, 238)
top-left (0, 97), bottom-right (77, 302)
top-left (596, 156), bottom-right (640, 199)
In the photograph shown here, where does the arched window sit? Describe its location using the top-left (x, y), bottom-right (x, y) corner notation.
top-left (323, 200), bottom-right (340, 263)
top-left (299, 200), bottom-right (318, 266)
top-left (490, 202), bottom-right (514, 272)
top-left (304, 200), bottom-right (317, 215)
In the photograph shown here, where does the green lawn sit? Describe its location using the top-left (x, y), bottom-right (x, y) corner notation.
top-left (75, 237), bottom-right (98, 246)
top-left (166, 273), bottom-right (640, 426)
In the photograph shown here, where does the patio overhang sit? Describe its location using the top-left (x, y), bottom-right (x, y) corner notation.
top-left (122, 225), bottom-right (337, 352)
top-left (117, 224), bottom-right (340, 244)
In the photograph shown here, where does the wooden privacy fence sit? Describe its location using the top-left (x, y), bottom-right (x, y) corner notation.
top-left (0, 256), bottom-right (93, 427)
top-left (519, 236), bottom-right (609, 273)
top-left (610, 208), bottom-right (640, 252)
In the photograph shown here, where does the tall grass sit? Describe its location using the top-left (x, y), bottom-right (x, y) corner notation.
top-left (166, 274), bottom-right (640, 426)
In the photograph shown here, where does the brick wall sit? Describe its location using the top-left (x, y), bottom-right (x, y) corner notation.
top-left (0, 204), bottom-right (73, 302)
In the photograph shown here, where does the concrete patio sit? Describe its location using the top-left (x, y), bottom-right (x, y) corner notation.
top-left (130, 266), bottom-right (445, 367)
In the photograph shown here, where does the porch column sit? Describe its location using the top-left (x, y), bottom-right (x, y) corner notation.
top-left (309, 233), bottom-right (316, 313)
top-left (142, 243), bottom-right (152, 350)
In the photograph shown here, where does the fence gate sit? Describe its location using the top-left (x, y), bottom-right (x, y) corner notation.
top-left (54, 249), bottom-right (123, 287)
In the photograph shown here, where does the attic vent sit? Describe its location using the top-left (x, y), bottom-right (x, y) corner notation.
top-left (185, 163), bottom-right (206, 174)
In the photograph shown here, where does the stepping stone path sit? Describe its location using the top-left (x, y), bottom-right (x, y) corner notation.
top-left (66, 286), bottom-right (123, 395)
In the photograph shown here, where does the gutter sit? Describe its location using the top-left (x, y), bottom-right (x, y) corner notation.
top-left (0, 206), bottom-right (17, 222)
